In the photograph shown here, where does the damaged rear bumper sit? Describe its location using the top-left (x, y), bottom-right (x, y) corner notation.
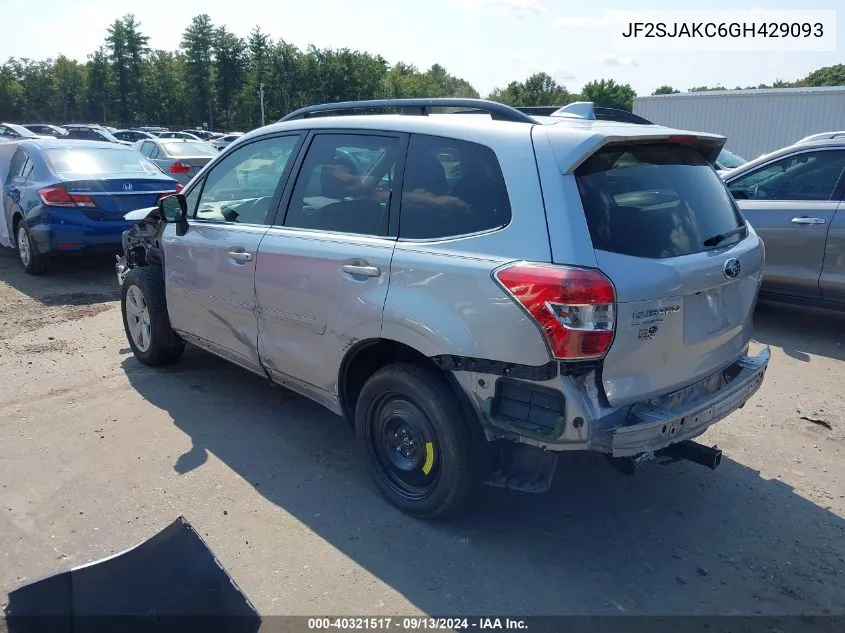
top-left (611, 346), bottom-right (770, 457)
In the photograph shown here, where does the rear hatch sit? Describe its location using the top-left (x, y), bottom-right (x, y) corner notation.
top-left (552, 135), bottom-right (764, 407)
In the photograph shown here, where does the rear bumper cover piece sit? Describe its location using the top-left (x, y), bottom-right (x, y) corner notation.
top-left (611, 346), bottom-right (770, 457)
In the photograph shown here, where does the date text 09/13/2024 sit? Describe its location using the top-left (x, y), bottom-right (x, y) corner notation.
top-left (307, 618), bottom-right (528, 630)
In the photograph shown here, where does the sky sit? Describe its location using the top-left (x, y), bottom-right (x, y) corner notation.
top-left (0, 0), bottom-right (841, 97)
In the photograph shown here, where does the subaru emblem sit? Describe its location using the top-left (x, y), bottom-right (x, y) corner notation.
top-left (723, 258), bottom-right (741, 279)
top-left (123, 182), bottom-right (133, 192)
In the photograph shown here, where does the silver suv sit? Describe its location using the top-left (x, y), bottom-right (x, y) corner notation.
top-left (116, 98), bottom-right (770, 518)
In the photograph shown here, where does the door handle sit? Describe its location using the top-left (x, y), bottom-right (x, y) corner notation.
top-left (790, 216), bottom-right (826, 225)
top-left (228, 250), bottom-right (253, 262)
top-left (342, 264), bottom-right (381, 277)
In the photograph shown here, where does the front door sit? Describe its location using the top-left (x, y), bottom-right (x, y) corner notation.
top-left (255, 131), bottom-right (406, 403)
top-left (163, 133), bottom-right (304, 374)
top-left (727, 148), bottom-right (845, 300)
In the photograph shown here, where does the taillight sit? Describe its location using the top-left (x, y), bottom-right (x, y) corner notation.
top-left (170, 162), bottom-right (191, 174)
top-left (494, 262), bottom-right (616, 360)
top-left (158, 184), bottom-right (183, 202)
top-left (38, 185), bottom-right (96, 208)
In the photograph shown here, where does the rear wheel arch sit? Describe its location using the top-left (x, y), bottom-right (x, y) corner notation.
top-left (338, 338), bottom-right (486, 438)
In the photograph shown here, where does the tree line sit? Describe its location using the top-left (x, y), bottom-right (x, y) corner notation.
top-left (1, 13), bottom-right (842, 131)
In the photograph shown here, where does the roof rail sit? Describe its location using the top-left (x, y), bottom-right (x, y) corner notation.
top-left (278, 98), bottom-right (538, 124)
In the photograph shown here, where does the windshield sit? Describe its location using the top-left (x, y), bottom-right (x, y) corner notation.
top-left (575, 142), bottom-right (744, 259)
top-left (162, 141), bottom-right (218, 157)
top-left (718, 148), bottom-right (746, 169)
top-left (0, 123), bottom-right (37, 138)
top-left (44, 147), bottom-right (163, 175)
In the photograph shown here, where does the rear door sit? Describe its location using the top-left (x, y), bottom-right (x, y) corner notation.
top-left (726, 148), bottom-right (845, 300)
top-left (566, 140), bottom-right (764, 407)
top-left (254, 131), bottom-right (405, 399)
top-left (162, 132), bottom-right (303, 375)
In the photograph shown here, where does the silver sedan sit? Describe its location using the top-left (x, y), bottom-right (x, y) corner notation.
top-left (132, 138), bottom-right (218, 184)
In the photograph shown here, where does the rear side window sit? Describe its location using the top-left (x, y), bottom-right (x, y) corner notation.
top-left (399, 134), bottom-right (511, 239)
top-left (575, 143), bottom-right (744, 259)
top-left (44, 148), bottom-right (162, 175)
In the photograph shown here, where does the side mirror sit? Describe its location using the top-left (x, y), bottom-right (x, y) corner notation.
top-left (159, 193), bottom-right (189, 236)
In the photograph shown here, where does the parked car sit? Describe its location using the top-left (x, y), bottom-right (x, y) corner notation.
top-left (21, 124), bottom-right (68, 138)
top-left (3, 139), bottom-right (181, 274)
top-left (723, 137), bottom-right (845, 311)
top-left (210, 133), bottom-right (243, 151)
top-left (1, 123), bottom-right (52, 140)
top-left (158, 131), bottom-right (202, 141)
top-left (63, 127), bottom-right (133, 146)
top-left (715, 148), bottom-right (747, 174)
top-left (116, 98), bottom-right (769, 518)
top-left (133, 138), bottom-right (219, 184)
top-left (114, 129), bottom-right (158, 143)
top-left (181, 129), bottom-right (215, 141)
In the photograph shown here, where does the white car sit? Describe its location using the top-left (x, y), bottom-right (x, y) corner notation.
top-left (210, 133), bottom-right (243, 151)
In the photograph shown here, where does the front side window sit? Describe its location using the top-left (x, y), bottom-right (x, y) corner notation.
top-left (728, 150), bottom-right (845, 202)
top-left (399, 135), bottom-right (511, 239)
top-left (191, 134), bottom-right (301, 225)
top-left (283, 133), bottom-right (400, 236)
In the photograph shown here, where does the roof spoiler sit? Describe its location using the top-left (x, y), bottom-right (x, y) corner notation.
top-left (515, 103), bottom-right (654, 125)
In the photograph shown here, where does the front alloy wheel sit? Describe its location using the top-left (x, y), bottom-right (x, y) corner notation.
top-left (124, 284), bottom-right (152, 352)
top-left (120, 266), bottom-right (185, 366)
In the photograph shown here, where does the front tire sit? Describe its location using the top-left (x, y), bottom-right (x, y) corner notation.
top-left (121, 266), bottom-right (185, 366)
top-left (16, 222), bottom-right (49, 275)
top-left (355, 363), bottom-right (480, 519)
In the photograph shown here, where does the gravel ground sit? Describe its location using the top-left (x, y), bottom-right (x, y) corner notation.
top-left (1, 249), bottom-right (844, 622)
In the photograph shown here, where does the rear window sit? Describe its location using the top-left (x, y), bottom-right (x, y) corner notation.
top-left (44, 148), bottom-right (162, 176)
top-left (162, 142), bottom-right (218, 157)
top-left (575, 143), bottom-right (744, 259)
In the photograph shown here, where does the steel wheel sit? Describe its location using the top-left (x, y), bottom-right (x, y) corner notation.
top-left (364, 390), bottom-right (441, 501)
top-left (17, 225), bottom-right (31, 267)
top-left (125, 284), bottom-right (152, 352)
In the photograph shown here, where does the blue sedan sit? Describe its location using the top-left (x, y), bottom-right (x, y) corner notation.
top-left (3, 139), bottom-right (182, 274)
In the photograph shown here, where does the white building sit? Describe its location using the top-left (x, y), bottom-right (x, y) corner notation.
top-left (633, 86), bottom-right (845, 160)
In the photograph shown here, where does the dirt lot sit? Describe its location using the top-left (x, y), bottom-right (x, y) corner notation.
top-left (1, 248), bottom-right (844, 620)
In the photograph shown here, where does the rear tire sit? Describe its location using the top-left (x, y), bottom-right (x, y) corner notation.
top-left (16, 222), bottom-right (49, 275)
top-left (355, 363), bottom-right (480, 519)
top-left (121, 266), bottom-right (185, 366)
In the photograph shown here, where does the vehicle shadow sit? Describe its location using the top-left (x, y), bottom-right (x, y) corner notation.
top-left (121, 345), bottom-right (845, 618)
top-left (753, 300), bottom-right (845, 363)
top-left (0, 249), bottom-right (118, 305)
